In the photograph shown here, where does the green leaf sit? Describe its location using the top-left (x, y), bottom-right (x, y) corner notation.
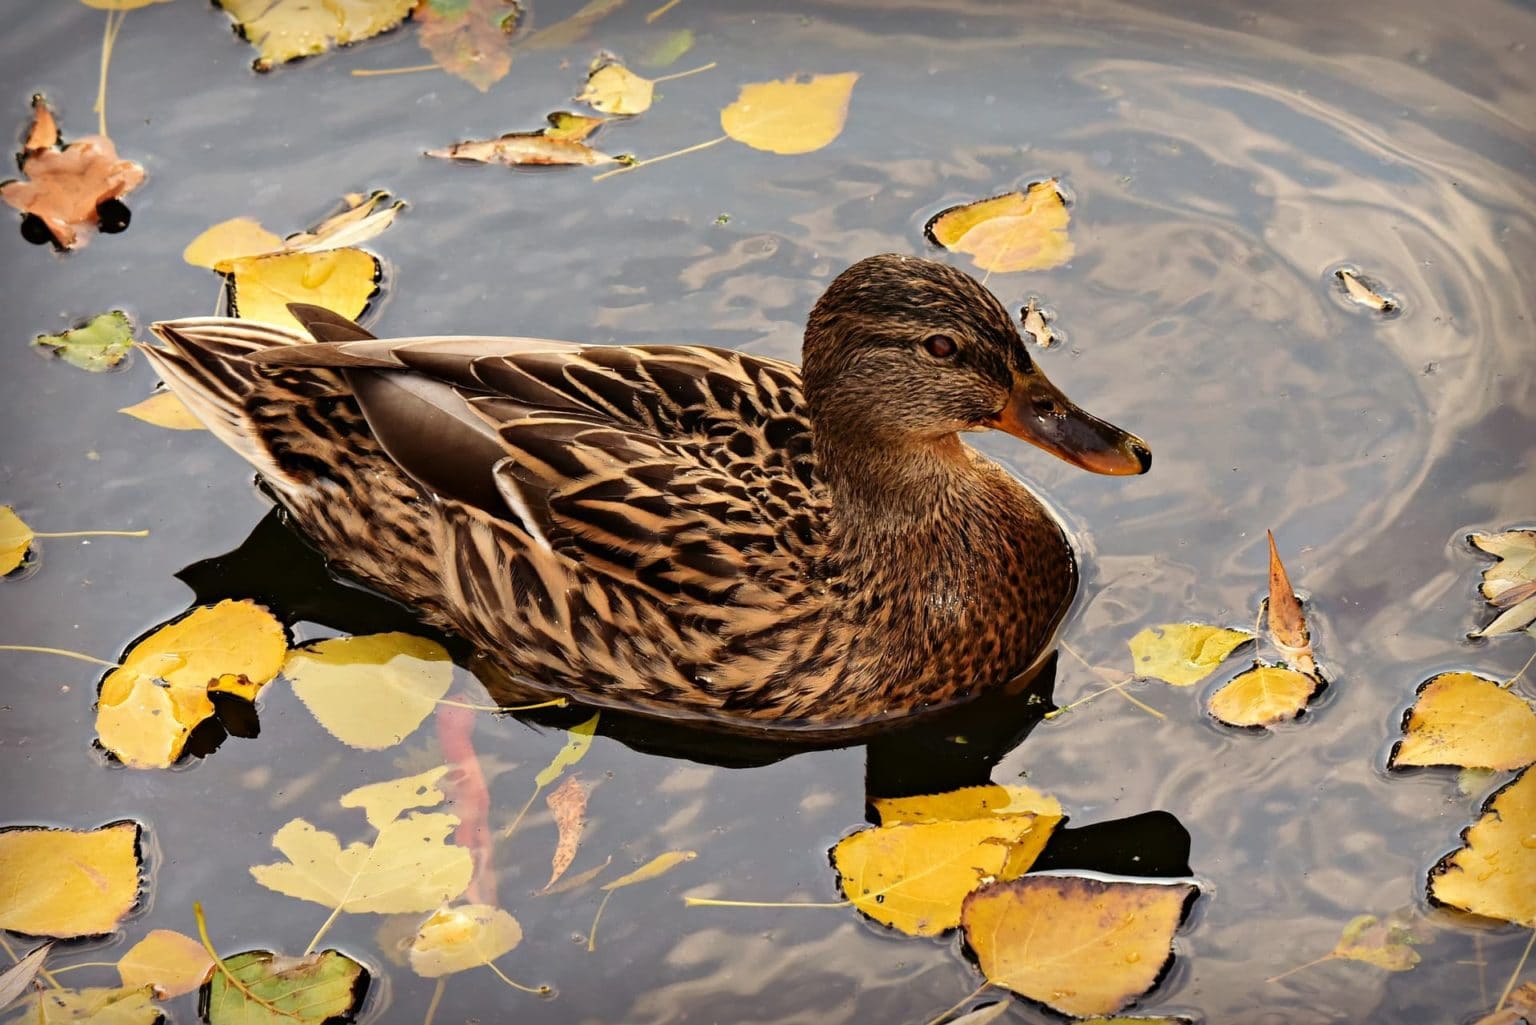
top-left (33, 311), bottom-right (134, 371)
top-left (200, 949), bottom-right (367, 1025)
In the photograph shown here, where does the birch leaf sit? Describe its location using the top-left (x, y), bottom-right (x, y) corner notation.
top-left (720, 72), bottom-right (859, 155)
top-left (1207, 663), bottom-right (1319, 728)
top-left (182, 217), bottom-right (283, 271)
top-left (33, 312), bottom-right (134, 372)
top-left (285, 633), bottom-right (453, 750)
top-left (1429, 766), bottom-right (1536, 925)
top-left (0, 507), bottom-right (34, 575)
top-left (216, 0), bottom-right (416, 71)
top-left (926, 180), bottom-right (1074, 273)
top-left (1391, 672), bottom-right (1536, 771)
top-left (407, 904), bottom-right (522, 977)
top-left (227, 249), bottom-right (379, 332)
top-left (1127, 623), bottom-right (1253, 686)
top-left (0, 822), bottom-right (142, 938)
top-left (117, 929), bottom-right (213, 999)
top-left (119, 391), bottom-right (207, 430)
top-left (580, 61), bottom-right (654, 115)
top-left (872, 783), bottom-right (1063, 879)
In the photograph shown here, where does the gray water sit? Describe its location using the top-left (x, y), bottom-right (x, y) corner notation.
top-left (2, 1), bottom-right (1534, 1023)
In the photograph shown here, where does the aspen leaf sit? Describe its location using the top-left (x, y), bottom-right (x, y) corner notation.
top-left (117, 929), bottom-right (214, 999)
top-left (5, 984), bottom-right (160, 1025)
top-left (1127, 623), bottom-right (1253, 686)
top-left (413, 0), bottom-right (521, 92)
top-left (119, 390), bottom-right (207, 430)
top-left (926, 181), bottom-right (1074, 273)
top-left (339, 766), bottom-right (453, 830)
top-left (601, 849), bottom-right (695, 891)
top-left (1391, 672), bottom-right (1536, 771)
top-left (543, 775), bottom-right (587, 890)
top-left (961, 876), bottom-right (1197, 1018)
top-left (1429, 766), bottom-right (1536, 925)
top-left (1207, 663), bottom-right (1318, 728)
top-left (1266, 531), bottom-right (1316, 675)
top-left (285, 633), bottom-right (453, 750)
top-left (535, 713), bottom-right (600, 788)
top-left (0, 821), bottom-right (142, 938)
top-left (0, 506), bottom-right (34, 575)
top-left (580, 61), bottom-right (654, 115)
top-left (1469, 530), bottom-right (1536, 637)
top-left (200, 949), bottom-right (368, 1024)
top-left (33, 311), bottom-right (135, 372)
top-left (182, 217), bottom-right (283, 271)
top-left (832, 815), bottom-right (1049, 936)
top-left (720, 72), bottom-right (859, 155)
top-left (216, 0), bottom-right (416, 71)
top-left (407, 904), bottom-right (522, 977)
top-left (873, 783), bottom-right (1063, 879)
top-left (226, 249), bottom-right (380, 332)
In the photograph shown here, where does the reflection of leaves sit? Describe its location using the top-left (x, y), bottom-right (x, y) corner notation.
top-left (1127, 623), bottom-right (1252, 687)
top-left (587, 849), bottom-right (695, 950)
top-left (408, 904), bottom-right (522, 977)
top-left (961, 876), bottom-right (1197, 1018)
top-left (117, 929), bottom-right (214, 999)
top-left (0, 822), bottom-right (142, 939)
top-left (201, 949), bottom-right (368, 1025)
top-left (0, 507), bottom-right (35, 575)
top-left (4, 984), bottom-right (160, 1025)
top-left (1469, 530), bottom-right (1536, 637)
top-left (1430, 766), bottom-right (1536, 926)
top-left (33, 311), bottom-right (135, 372)
top-left (119, 390), bottom-right (207, 431)
top-left (536, 713), bottom-right (600, 788)
top-left (1207, 663), bottom-right (1318, 728)
top-left (216, 0), bottom-right (416, 71)
top-left (640, 28), bottom-right (693, 67)
top-left (926, 181), bottom-right (1074, 273)
top-left (1329, 912), bottom-right (1424, 971)
top-left (720, 72), bottom-right (859, 155)
top-left (1391, 672), bottom-right (1536, 771)
top-left (414, 0), bottom-right (521, 92)
top-left (285, 633), bottom-right (453, 750)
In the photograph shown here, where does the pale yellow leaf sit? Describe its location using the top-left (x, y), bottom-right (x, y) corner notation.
top-left (1392, 672), bottom-right (1536, 770)
top-left (0, 506), bottom-right (35, 575)
top-left (217, 0), bottom-right (416, 71)
top-left (284, 191), bottom-right (405, 253)
top-left (1127, 623), bottom-right (1253, 686)
top-left (407, 904), bottom-right (522, 977)
top-left (339, 765), bottom-right (451, 829)
top-left (580, 62), bottom-right (654, 115)
top-left (720, 72), bottom-right (858, 155)
top-left (601, 849), bottom-right (696, 891)
top-left (1207, 663), bottom-right (1318, 727)
top-left (0, 822), bottom-right (142, 938)
top-left (534, 713), bottom-right (599, 788)
top-left (926, 181), bottom-right (1074, 273)
top-left (181, 217), bottom-right (282, 271)
top-left (226, 249), bottom-right (379, 332)
top-left (117, 929), bottom-right (213, 998)
top-left (6, 984), bottom-right (161, 1024)
top-left (118, 391), bottom-right (207, 431)
top-left (285, 632), bottom-right (453, 750)
top-left (1470, 530), bottom-right (1536, 636)
top-left (1430, 766), bottom-right (1536, 925)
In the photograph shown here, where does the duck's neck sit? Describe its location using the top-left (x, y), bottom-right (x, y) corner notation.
top-left (814, 429), bottom-right (985, 538)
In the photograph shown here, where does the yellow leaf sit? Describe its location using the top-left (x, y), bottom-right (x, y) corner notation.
top-left (832, 815), bottom-right (1047, 936)
top-left (1266, 530), bottom-right (1317, 675)
top-left (1207, 663), bottom-right (1318, 728)
top-left (872, 783), bottom-right (1062, 879)
top-left (95, 673), bottom-right (193, 769)
top-left (407, 904), bottom-right (522, 977)
top-left (1430, 766), bottom-right (1536, 926)
top-left (226, 249), bottom-right (379, 331)
top-left (926, 181), bottom-right (1074, 273)
top-left (251, 813), bottom-right (472, 914)
top-left (961, 876), bottom-right (1197, 1017)
top-left (340, 765), bottom-right (452, 829)
top-left (1470, 529), bottom-right (1536, 637)
top-left (6, 984), bottom-right (161, 1024)
top-left (1077, 1019), bottom-right (1192, 1025)
top-left (0, 822), bottom-right (142, 938)
top-left (1126, 623), bottom-right (1253, 686)
top-left (580, 62), bottom-right (654, 115)
top-left (181, 217), bottom-right (283, 271)
top-left (544, 111), bottom-right (605, 142)
top-left (601, 849), bottom-right (695, 891)
top-left (0, 506), bottom-right (35, 575)
top-left (217, 0), bottom-right (416, 71)
top-left (118, 391), bottom-right (206, 431)
top-left (79, 0), bottom-right (173, 8)
top-left (285, 633), bottom-right (453, 750)
top-left (720, 72), bottom-right (859, 155)
top-left (535, 713), bottom-right (600, 788)
top-left (1329, 912), bottom-right (1423, 972)
top-left (117, 929), bottom-right (213, 998)
top-left (1392, 672), bottom-right (1536, 771)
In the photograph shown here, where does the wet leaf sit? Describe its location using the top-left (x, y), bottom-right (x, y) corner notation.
top-left (200, 949), bottom-right (367, 1024)
top-left (641, 28), bottom-right (693, 67)
top-left (1266, 531), bottom-right (1317, 675)
top-left (926, 180), bottom-right (1074, 273)
top-left (961, 876), bottom-right (1197, 1017)
top-left (1391, 672), bottom-right (1536, 771)
top-left (873, 783), bottom-right (1062, 878)
top-left (407, 904), bottom-right (522, 977)
top-left (1, 95), bottom-right (144, 250)
top-left (0, 822), bottom-right (141, 938)
top-left (1469, 530), bottom-right (1536, 637)
top-left (226, 249), bottom-right (379, 332)
top-left (1207, 663), bottom-right (1318, 728)
top-left (1328, 912), bottom-right (1423, 971)
top-left (182, 218), bottom-right (284, 271)
top-left (414, 0), bottom-right (521, 92)
top-left (832, 815), bottom-right (1051, 936)
top-left (339, 766), bottom-right (453, 830)
top-left (943, 1003), bottom-right (1012, 1025)
top-left (0, 507), bottom-right (34, 575)
top-left (5, 984), bottom-right (160, 1025)
top-left (1020, 297), bottom-right (1057, 349)
top-left (535, 713), bottom-right (600, 788)
top-left (33, 311), bottom-right (134, 372)
top-left (1127, 623), bottom-right (1253, 686)
top-left (216, 0), bottom-right (416, 71)
top-left (1335, 267), bottom-right (1398, 314)
top-left (118, 929), bottom-right (214, 999)
top-left (1472, 983), bottom-right (1536, 1025)
top-left (601, 849), bottom-right (695, 891)
top-left (96, 600), bottom-right (287, 768)
top-left (543, 775), bottom-right (587, 890)
top-left (285, 633), bottom-right (453, 750)
top-left (720, 72), bottom-right (859, 155)
top-left (520, 0), bottom-right (624, 50)
top-left (543, 111), bottom-right (605, 142)
top-left (283, 191), bottom-right (405, 253)
top-left (1429, 766), bottom-right (1536, 925)
top-left (0, 943), bottom-right (51, 1010)
top-left (580, 60), bottom-right (654, 115)
top-left (427, 130), bottom-right (616, 166)
top-left (119, 391), bottom-right (206, 431)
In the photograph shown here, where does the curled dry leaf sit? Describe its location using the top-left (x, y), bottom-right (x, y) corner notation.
top-left (1020, 297), bottom-right (1058, 349)
top-left (720, 72), bottom-right (859, 155)
top-left (1429, 765), bottom-right (1536, 926)
top-left (1, 95), bottom-right (144, 250)
top-left (1127, 623), bottom-right (1253, 687)
top-left (543, 775), bottom-right (588, 891)
top-left (1335, 267), bottom-right (1398, 314)
top-left (7, 984), bottom-right (161, 1025)
top-left (200, 949), bottom-right (368, 1025)
top-left (926, 180), bottom-right (1074, 274)
top-left (1266, 531), bottom-right (1317, 676)
top-left (1207, 663), bottom-right (1319, 728)
top-left (428, 127), bottom-right (618, 166)
top-left (0, 943), bottom-right (51, 1011)
top-left (117, 929), bottom-right (215, 999)
top-left (33, 311), bottom-right (135, 372)
top-left (1391, 671), bottom-right (1536, 771)
top-left (0, 821), bottom-right (142, 939)
top-left (1468, 529), bottom-right (1536, 637)
top-left (119, 390), bottom-right (206, 431)
top-left (0, 506), bottom-right (35, 575)
top-left (414, 0), bottom-right (522, 92)
top-left (580, 60), bottom-right (655, 115)
top-left (408, 904), bottom-right (522, 977)
top-left (216, 0), bottom-right (416, 70)
top-left (284, 632), bottom-right (453, 751)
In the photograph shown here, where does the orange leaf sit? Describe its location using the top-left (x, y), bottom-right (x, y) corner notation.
top-left (1266, 530), bottom-right (1316, 676)
top-left (542, 775), bottom-right (587, 891)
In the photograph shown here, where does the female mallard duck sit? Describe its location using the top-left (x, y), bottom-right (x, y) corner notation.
top-left (145, 255), bottom-right (1148, 734)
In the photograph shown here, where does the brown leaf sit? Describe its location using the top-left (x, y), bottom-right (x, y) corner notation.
top-left (427, 129), bottom-right (617, 166)
top-left (1266, 530), bottom-right (1316, 676)
top-left (414, 0), bottom-right (521, 92)
top-left (22, 94), bottom-right (57, 152)
top-left (542, 775), bottom-right (588, 891)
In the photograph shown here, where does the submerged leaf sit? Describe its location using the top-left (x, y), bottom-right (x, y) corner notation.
top-left (640, 27), bottom-right (693, 67)
top-left (285, 633), bottom-right (453, 750)
top-left (226, 249), bottom-right (379, 332)
top-left (117, 929), bottom-right (214, 999)
top-left (414, 0), bottom-right (521, 91)
top-left (926, 180), bottom-right (1074, 273)
top-left (0, 822), bottom-right (142, 938)
top-left (535, 713), bottom-right (600, 788)
top-left (519, 0), bottom-right (624, 50)
top-left (6, 984), bottom-right (160, 1024)
top-left (1020, 297), bottom-right (1058, 349)
top-left (1127, 623), bottom-right (1253, 686)
top-left (1207, 663), bottom-right (1318, 728)
top-left (1329, 912), bottom-right (1423, 972)
top-left (216, 0), bottom-right (416, 70)
top-left (580, 60), bottom-right (655, 115)
top-left (33, 311), bottom-right (135, 372)
top-left (720, 72), bottom-right (859, 155)
top-left (1429, 766), bottom-right (1536, 925)
top-left (339, 765), bottom-right (453, 829)
top-left (0, 506), bottom-right (35, 575)
top-left (1469, 530), bottom-right (1536, 637)
top-left (119, 391), bottom-right (207, 431)
top-left (200, 949), bottom-right (367, 1025)
top-left (1391, 672), bottom-right (1536, 771)
top-left (1266, 531), bottom-right (1316, 675)
top-left (543, 775), bottom-right (587, 890)
top-left (407, 904), bottom-right (522, 977)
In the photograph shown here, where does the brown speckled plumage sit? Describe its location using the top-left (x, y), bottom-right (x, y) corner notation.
top-left (144, 255), bottom-right (1148, 734)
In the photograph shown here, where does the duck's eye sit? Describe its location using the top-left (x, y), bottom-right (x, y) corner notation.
top-left (922, 334), bottom-right (957, 359)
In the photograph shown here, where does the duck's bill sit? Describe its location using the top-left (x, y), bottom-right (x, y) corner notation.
top-left (987, 368), bottom-right (1151, 475)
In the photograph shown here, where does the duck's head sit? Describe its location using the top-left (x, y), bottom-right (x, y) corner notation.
top-left (803, 253), bottom-right (1150, 475)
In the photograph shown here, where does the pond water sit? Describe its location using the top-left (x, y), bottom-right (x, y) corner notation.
top-left (2, 1), bottom-right (1534, 1023)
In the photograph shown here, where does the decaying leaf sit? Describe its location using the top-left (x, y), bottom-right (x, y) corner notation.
top-left (33, 311), bottom-right (135, 372)
top-left (1429, 766), bottom-right (1536, 925)
top-left (1127, 623), bottom-right (1253, 687)
top-left (1471, 983), bottom-right (1536, 1025)
top-left (200, 949), bottom-right (368, 1025)
top-left (119, 391), bottom-right (206, 431)
top-left (182, 217), bottom-right (284, 271)
top-left (1335, 267), bottom-right (1398, 314)
top-left (1266, 531), bottom-right (1317, 676)
top-left (1391, 672), bottom-right (1536, 771)
top-left (428, 128), bottom-right (617, 166)
top-left (1, 95), bottom-right (144, 250)
top-left (720, 72), bottom-right (859, 155)
top-left (414, 0), bottom-right (521, 92)
top-left (580, 60), bottom-right (655, 115)
top-left (1020, 297), bottom-right (1058, 349)
top-left (926, 180), bottom-right (1074, 274)
top-left (0, 507), bottom-right (35, 575)
top-left (226, 249), bottom-right (380, 332)
top-left (0, 821), bottom-right (142, 938)
top-left (1207, 663), bottom-right (1319, 728)
top-left (961, 876), bottom-right (1197, 1018)
top-left (407, 904), bottom-right (522, 977)
top-left (5, 984), bottom-right (161, 1024)
top-left (216, 0), bottom-right (416, 70)
top-left (285, 632), bottom-right (453, 750)
top-left (0, 943), bottom-right (51, 1011)
top-left (339, 765), bottom-right (453, 830)
top-left (1469, 530), bottom-right (1536, 638)
top-left (543, 775), bottom-right (587, 891)
top-left (117, 929), bottom-right (215, 999)
top-left (1327, 912), bottom-right (1424, 972)
top-left (536, 713), bottom-right (600, 788)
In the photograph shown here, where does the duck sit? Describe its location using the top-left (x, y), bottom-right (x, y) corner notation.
top-left (144, 254), bottom-right (1149, 734)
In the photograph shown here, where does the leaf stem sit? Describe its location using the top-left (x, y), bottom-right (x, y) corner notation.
top-left (1045, 641), bottom-right (1166, 720)
top-left (1493, 928), bottom-right (1536, 1015)
top-left (423, 978), bottom-right (445, 1025)
top-left (435, 696), bottom-right (568, 713)
top-left (305, 903), bottom-right (346, 956)
top-left (1504, 649), bottom-right (1536, 690)
top-left (651, 61), bottom-right (716, 84)
top-left (646, 0), bottom-right (681, 22)
top-left (351, 63), bottom-right (443, 78)
top-left (0, 644), bottom-right (117, 668)
top-left (586, 890), bottom-right (614, 952)
top-left (94, 8), bottom-right (126, 138)
top-left (486, 961), bottom-right (551, 994)
top-left (194, 902), bottom-right (293, 1018)
top-left (1264, 952), bottom-right (1336, 984)
top-left (683, 896), bottom-right (851, 909)
top-left (924, 982), bottom-right (994, 1025)
top-left (593, 134), bottom-right (728, 181)
top-left (501, 786), bottom-right (541, 840)
top-left (32, 529), bottom-right (149, 539)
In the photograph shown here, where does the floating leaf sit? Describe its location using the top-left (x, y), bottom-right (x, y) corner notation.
top-left (226, 250), bottom-right (379, 332)
top-left (580, 60), bottom-right (654, 115)
top-left (832, 816), bottom-right (1050, 936)
top-left (182, 218), bottom-right (284, 271)
top-left (0, 507), bottom-right (34, 575)
top-left (0, 943), bottom-right (51, 1010)
top-left (339, 766), bottom-right (453, 830)
top-left (33, 311), bottom-right (134, 372)
top-left (1429, 766), bottom-right (1536, 925)
top-left (427, 130), bottom-right (616, 166)
top-left (1335, 267), bottom-right (1398, 314)
top-left (1328, 912), bottom-right (1423, 972)
top-left (119, 390), bottom-right (207, 431)
top-left (543, 775), bottom-right (587, 890)
top-left (1391, 672), bottom-right (1536, 771)
top-left (1266, 531), bottom-right (1317, 676)
top-left (5, 984), bottom-right (160, 1024)
top-left (1207, 663), bottom-right (1318, 728)
top-left (283, 191), bottom-right (405, 253)
top-left (641, 27), bottom-right (693, 67)
top-left (873, 783), bottom-right (1062, 878)
top-left (0, 822), bottom-right (141, 938)
top-left (407, 904), bottom-right (522, 977)
top-left (1127, 623), bottom-right (1253, 687)
top-left (720, 72), bottom-right (859, 155)
top-left (961, 876), bottom-right (1197, 1018)
top-left (1472, 983), bottom-right (1536, 1025)
top-left (543, 111), bottom-right (605, 142)
top-left (200, 949), bottom-right (368, 1025)
top-left (536, 713), bottom-right (600, 787)
top-left (601, 849), bottom-right (695, 892)
top-left (1469, 530), bottom-right (1536, 637)
top-left (926, 180), bottom-right (1074, 273)
top-left (118, 929), bottom-right (214, 999)
top-left (414, 0), bottom-right (521, 92)
top-left (1, 95), bottom-right (144, 250)
top-left (944, 1003), bottom-right (1013, 1025)
top-left (216, 0), bottom-right (416, 71)
top-left (285, 633), bottom-right (453, 750)
top-left (1020, 297), bottom-right (1058, 349)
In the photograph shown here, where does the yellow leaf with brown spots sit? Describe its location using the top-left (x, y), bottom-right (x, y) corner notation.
top-left (1392, 672), bottom-right (1536, 771)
